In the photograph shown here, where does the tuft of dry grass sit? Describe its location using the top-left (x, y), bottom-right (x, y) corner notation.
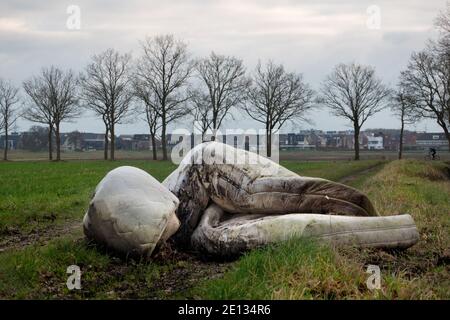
top-left (342, 160), bottom-right (450, 299)
top-left (362, 160), bottom-right (449, 252)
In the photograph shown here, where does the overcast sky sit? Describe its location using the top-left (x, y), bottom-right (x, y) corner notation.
top-left (0, 0), bottom-right (447, 134)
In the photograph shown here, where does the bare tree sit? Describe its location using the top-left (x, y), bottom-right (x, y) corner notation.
top-left (0, 79), bottom-right (20, 160)
top-left (196, 52), bottom-right (249, 137)
top-left (133, 78), bottom-right (162, 160)
top-left (244, 61), bottom-right (315, 157)
top-left (390, 89), bottom-right (419, 159)
top-left (23, 66), bottom-right (80, 161)
top-left (136, 35), bottom-right (193, 160)
top-left (80, 49), bottom-right (134, 160)
top-left (400, 48), bottom-right (450, 151)
top-left (320, 63), bottom-right (391, 160)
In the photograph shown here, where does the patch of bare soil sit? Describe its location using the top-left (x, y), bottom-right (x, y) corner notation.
top-left (146, 246), bottom-right (231, 299)
top-left (58, 240), bottom-right (231, 300)
top-left (0, 220), bottom-right (82, 252)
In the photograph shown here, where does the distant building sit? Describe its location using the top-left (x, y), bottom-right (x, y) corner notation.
top-left (307, 131), bottom-right (327, 148)
top-left (83, 137), bottom-right (105, 150)
top-left (378, 131), bottom-right (400, 151)
top-left (118, 134), bottom-right (162, 151)
top-left (403, 131), bottom-right (418, 149)
top-left (324, 131), bottom-right (361, 149)
top-left (416, 133), bottom-right (448, 149)
top-left (62, 132), bottom-right (105, 151)
top-left (364, 129), bottom-right (418, 151)
top-left (117, 135), bottom-right (134, 150)
top-left (279, 133), bottom-right (315, 149)
top-left (0, 132), bottom-right (20, 150)
top-left (131, 134), bottom-right (151, 150)
top-left (5, 128), bottom-right (449, 153)
top-left (367, 135), bottom-right (384, 150)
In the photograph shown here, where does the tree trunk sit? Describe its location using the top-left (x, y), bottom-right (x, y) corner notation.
top-left (48, 124), bottom-right (53, 161)
top-left (266, 128), bottom-right (272, 158)
top-left (3, 126), bottom-right (8, 161)
top-left (151, 134), bottom-right (157, 160)
top-left (162, 121), bottom-right (168, 161)
top-left (354, 126), bottom-right (360, 161)
top-left (104, 128), bottom-right (109, 160)
top-left (212, 117), bottom-right (217, 139)
top-left (110, 124), bottom-right (115, 161)
top-left (55, 123), bottom-right (61, 161)
top-left (201, 130), bottom-right (206, 142)
top-left (437, 119), bottom-right (450, 153)
top-left (398, 120), bottom-right (404, 160)
top-left (444, 126), bottom-right (450, 153)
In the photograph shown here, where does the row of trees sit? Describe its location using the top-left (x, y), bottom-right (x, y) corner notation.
top-left (0, 35), bottom-right (316, 161)
top-left (1, 6), bottom-right (449, 161)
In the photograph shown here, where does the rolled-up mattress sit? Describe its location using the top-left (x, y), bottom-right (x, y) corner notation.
top-left (191, 204), bottom-right (420, 257)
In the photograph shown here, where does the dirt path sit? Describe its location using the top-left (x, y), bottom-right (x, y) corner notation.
top-left (338, 162), bottom-right (385, 186)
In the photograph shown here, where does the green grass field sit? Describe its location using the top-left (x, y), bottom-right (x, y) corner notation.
top-left (0, 161), bottom-right (177, 235)
top-left (0, 159), bottom-right (448, 299)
